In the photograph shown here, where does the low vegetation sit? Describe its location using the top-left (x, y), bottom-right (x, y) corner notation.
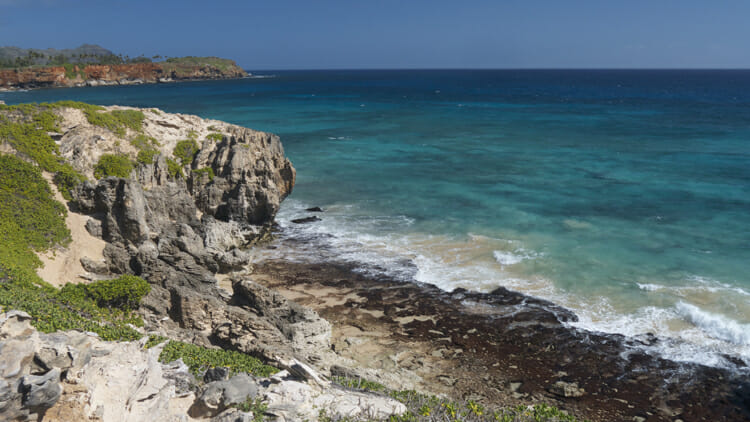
top-left (0, 102), bottom-right (86, 199)
top-left (327, 377), bottom-right (588, 422)
top-left (94, 153), bottom-right (134, 179)
top-left (161, 56), bottom-right (239, 74)
top-left (146, 336), bottom-right (279, 378)
top-left (192, 167), bottom-right (214, 181)
top-left (0, 105), bottom-right (148, 343)
top-left (207, 132), bottom-right (224, 142)
top-left (137, 149), bottom-right (158, 165)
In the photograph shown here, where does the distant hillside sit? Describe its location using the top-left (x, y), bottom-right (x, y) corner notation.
top-left (0, 44), bottom-right (118, 67)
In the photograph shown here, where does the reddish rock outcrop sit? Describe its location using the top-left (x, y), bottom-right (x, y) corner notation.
top-left (0, 61), bottom-right (247, 90)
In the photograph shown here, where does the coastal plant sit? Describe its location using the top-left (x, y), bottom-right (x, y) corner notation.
top-left (166, 158), bottom-right (183, 178)
top-left (153, 337), bottom-right (279, 378)
top-left (192, 167), bottom-right (215, 181)
top-left (0, 102), bottom-right (85, 199)
top-left (330, 376), bottom-right (588, 422)
top-left (93, 153), bottom-right (134, 179)
top-left (60, 274), bottom-right (150, 310)
top-left (136, 149), bottom-right (159, 165)
top-left (173, 139), bottom-right (199, 164)
top-left (234, 397), bottom-right (268, 422)
top-left (130, 133), bottom-right (160, 150)
top-left (50, 101), bottom-right (144, 136)
top-left (206, 132), bottom-right (224, 142)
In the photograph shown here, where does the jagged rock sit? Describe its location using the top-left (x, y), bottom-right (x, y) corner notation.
top-left (79, 256), bottom-right (108, 274)
top-left (204, 367), bottom-right (230, 383)
top-left (231, 279), bottom-right (332, 363)
top-left (20, 368), bottom-right (62, 412)
top-left (84, 218), bottom-right (102, 237)
top-left (190, 373), bottom-right (259, 418)
top-left (211, 408), bottom-right (255, 422)
top-left (548, 380), bottom-right (585, 398)
top-left (305, 207), bottom-right (324, 212)
top-left (291, 216), bottom-right (321, 224)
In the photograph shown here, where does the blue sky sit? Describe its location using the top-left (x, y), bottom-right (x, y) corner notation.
top-left (1, 0), bottom-right (748, 69)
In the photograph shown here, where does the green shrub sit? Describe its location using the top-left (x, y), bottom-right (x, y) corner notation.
top-left (94, 153), bottom-right (134, 179)
top-left (136, 149), bottom-right (158, 165)
top-left (85, 109), bottom-right (145, 136)
top-left (166, 158), bottom-right (183, 178)
top-left (155, 337), bottom-right (278, 377)
top-left (53, 163), bottom-right (86, 200)
top-left (61, 274), bottom-right (150, 310)
top-left (130, 134), bottom-right (160, 150)
top-left (206, 133), bottom-right (223, 142)
top-left (330, 376), bottom-right (589, 422)
top-left (0, 154), bottom-right (70, 254)
top-left (0, 104), bottom-right (86, 201)
top-left (173, 139), bottom-right (199, 164)
top-left (192, 167), bottom-right (214, 181)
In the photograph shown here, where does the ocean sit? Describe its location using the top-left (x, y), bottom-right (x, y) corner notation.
top-left (3, 69), bottom-right (750, 370)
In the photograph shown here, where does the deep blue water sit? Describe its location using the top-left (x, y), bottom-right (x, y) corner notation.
top-left (3, 70), bottom-right (750, 367)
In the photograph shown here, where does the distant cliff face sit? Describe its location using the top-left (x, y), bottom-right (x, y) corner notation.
top-left (0, 60), bottom-right (247, 89)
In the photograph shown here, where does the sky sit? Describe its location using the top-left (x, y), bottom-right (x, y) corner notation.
top-left (0, 0), bottom-right (748, 69)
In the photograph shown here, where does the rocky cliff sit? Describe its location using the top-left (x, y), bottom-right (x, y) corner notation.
top-left (0, 103), bottom-right (409, 421)
top-left (0, 59), bottom-right (247, 90)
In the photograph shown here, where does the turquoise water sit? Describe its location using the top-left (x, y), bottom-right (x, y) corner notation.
top-left (3, 70), bottom-right (750, 367)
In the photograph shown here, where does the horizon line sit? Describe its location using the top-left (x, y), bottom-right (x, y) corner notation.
top-left (243, 67), bottom-right (750, 72)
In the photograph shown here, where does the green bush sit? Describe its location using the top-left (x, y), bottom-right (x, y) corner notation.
top-left (173, 139), bottom-right (199, 164)
top-left (136, 149), bottom-right (158, 165)
top-left (166, 158), bottom-right (183, 178)
top-left (154, 337), bottom-right (278, 378)
top-left (0, 154), bottom-right (70, 254)
top-left (192, 167), bottom-right (214, 181)
top-left (130, 134), bottom-right (160, 150)
top-left (61, 274), bottom-right (150, 310)
top-left (206, 133), bottom-right (224, 142)
top-left (329, 377), bottom-right (589, 422)
top-left (94, 153), bottom-right (134, 179)
top-left (53, 163), bottom-right (86, 200)
top-left (0, 103), bottom-right (86, 198)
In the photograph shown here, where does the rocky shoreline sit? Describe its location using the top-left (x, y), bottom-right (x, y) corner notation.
top-left (0, 59), bottom-right (248, 91)
top-left (1, 102), bottom-right (748, 421)
top-left (247, 240), bottom-right (750, 422)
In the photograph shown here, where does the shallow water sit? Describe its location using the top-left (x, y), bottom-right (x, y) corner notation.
top-left (4, 69), bottom-right (750, 369)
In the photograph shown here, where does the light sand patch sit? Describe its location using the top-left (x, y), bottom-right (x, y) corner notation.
top-left (394, 315), bottom-right (437, 325)
top-left (36, 173), bottom-right (107, 287)
top-left (215, 273), bottom-right (234, 294)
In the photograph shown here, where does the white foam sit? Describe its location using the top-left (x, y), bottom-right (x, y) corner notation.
top-left (493, 249), bottom-right (537, 267)
top-left (260, 198), bottom-right (750, 371)
top-left (676, 302), bottom-right (750, 345)
top-left (637, 283), bottom-right (663, 292)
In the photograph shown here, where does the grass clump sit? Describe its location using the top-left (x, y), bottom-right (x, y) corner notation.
top-left (328, 377), bottom-right (588, 422)
top-left (150, 336), bottom-right (278, 378)
top-left (173, 139), bottom-right (199, 165)
top-left (94, 153), bottom-right (133, 179)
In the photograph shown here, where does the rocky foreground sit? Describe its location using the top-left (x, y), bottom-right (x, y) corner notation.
top-left (0, 102), bottom-right (748, 421)
top-left (0, 58), bottom-right (247, 90)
